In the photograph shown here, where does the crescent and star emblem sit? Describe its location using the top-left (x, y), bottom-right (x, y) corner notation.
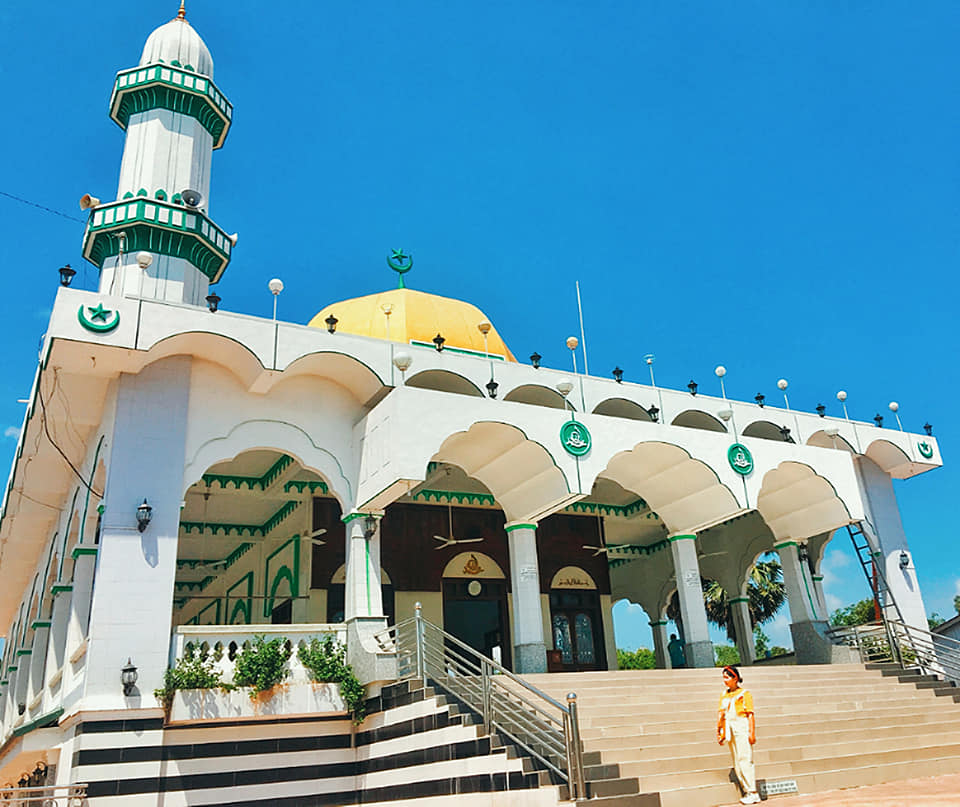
top-left (78, 302), bottom-right (121, 333)
top-left (387, 249), bottom-right (413, 288)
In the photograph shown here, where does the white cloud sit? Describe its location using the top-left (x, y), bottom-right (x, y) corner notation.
top-left (3, 426), bottom-right (19, 440)
top-left (825, 593), bottom-right (844, 612)
top-left (954, 579), bottom-right (960, 597)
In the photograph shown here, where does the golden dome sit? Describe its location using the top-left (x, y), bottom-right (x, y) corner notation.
top-left (308, 288), bottom-right (516, 361)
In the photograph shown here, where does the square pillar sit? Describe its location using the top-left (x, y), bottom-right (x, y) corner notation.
top-left (343, 512), bottom-right (384, 620)
top-left (649, 620), bottom-right (669, 669)
top-left (775, 541), bottom-right (820, 624)
top-left (669, 534), bottom-right (713, 668)
top-left (505, 522), bottom-right (547, 674)
top-left (82, 357), bottom-right (191, 711)
top-left (728, 597), bottom-right (755, 665)
top-left (25, 621), bottom-right (51, 715)
top-left (42, 586), bottom-right (72, 712)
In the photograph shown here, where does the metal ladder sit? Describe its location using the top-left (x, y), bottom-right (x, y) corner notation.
top-left (845, 521), bottom-right (919, 666)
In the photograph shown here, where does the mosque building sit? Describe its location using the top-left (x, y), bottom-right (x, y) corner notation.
top-left (0, 5), bottom-right (943, 804)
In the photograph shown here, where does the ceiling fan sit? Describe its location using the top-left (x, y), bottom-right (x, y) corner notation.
top-left (305, 527), bottom-right (327, 546)
top-left (581, 542), bottom-right (627, 557)
top-left (433, 505), bottom-right (484, 550)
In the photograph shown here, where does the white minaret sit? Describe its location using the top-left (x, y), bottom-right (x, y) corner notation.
top-left (81, 3), bottom-right (234, 305)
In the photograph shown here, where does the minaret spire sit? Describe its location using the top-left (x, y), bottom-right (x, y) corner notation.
top-left (177, 1), bottom-right (186, 20)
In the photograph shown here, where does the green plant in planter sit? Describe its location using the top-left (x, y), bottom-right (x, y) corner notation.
top-left (298, 636), bottom-right (367, 723)
top-left (153, 644), bottom-right (233, 712)
top-left (233, 635), bottom-right (292, 698)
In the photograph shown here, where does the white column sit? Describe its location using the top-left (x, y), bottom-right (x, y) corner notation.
top-left (25, 620), bottom-right (51, 716)
top-left (729, 597), bottom-right (755, 665)
top-left (669, 534), bottom-right (714, 668)
top-left (82, 356), bottom-right (191, 710)
top-left (505, 522), bottom-right (547, 674)
top-left (343, 513), bottom-right (384, 620)
top-left (649, 619), bottom-right (669, 669)
top-left (812, 574), bottom-right (828, 620)
top-left (42, 586), bottom-right (72, 712)
top-left (776, 541), bottom-right (820, 624)
top-left (62, 550), bottom-right (97, 699)
top-left (855, 456), bottom-right (929, 632)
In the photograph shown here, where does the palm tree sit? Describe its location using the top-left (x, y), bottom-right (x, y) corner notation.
top-left (667, 558), bottom-right (785, 642)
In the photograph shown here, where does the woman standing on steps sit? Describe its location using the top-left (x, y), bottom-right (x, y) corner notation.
top-left (717, 665), bottom-right (760, 805)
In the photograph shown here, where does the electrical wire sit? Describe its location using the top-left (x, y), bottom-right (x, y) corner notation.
top-left (0, 190), bottom-right (86, 223)
top-left (35, 377), bottom-right (103, 499)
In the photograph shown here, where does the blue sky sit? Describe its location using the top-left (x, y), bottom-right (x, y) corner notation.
top-left (1, 1), bottom-right (958, 653)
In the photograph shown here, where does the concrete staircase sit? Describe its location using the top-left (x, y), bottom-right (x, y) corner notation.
top-left (523, 663), bottom-right (960, 806)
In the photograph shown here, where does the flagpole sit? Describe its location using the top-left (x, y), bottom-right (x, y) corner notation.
top-left (576, 280), bottom-right (589, 376)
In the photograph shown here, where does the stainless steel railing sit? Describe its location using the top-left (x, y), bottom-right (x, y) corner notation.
top-left (0, 783), bottom-right (87, 805)
top-left (827, 619), bottom-right (960, 685)
top-left (375, 604), bottom-right (586, 799)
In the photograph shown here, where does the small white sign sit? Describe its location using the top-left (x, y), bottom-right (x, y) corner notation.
top-left (520, 565), bottom-right (538, 581)
top-left (760, 779), bottom-right (799, 796)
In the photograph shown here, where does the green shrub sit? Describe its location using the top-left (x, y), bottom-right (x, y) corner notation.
top-left (714, 644), bottom-right (740, 667)
top-left (153, 645), bottom-right (233, 712)
top-left (298, 636), bottom-right (367, 723)
top-left (617, 648), bottom-right (656, 670)
top-left (233, 635), bottom-right (292, 698)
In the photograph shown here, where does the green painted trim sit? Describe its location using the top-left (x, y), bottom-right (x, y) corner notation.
top-left (177, 542), bottom-right (253, 573)
top-left (175, 576), bottom-right (215, 592)
top-left (411, 489), bottom-right (496, 508)
top-left (284, 479), bottom-right (329, 495)
top-left (342, 512), bottom-right (379, 525)
top-left (78, 436), bottom-right (105, 546)
top-left (504, 523), bottom-right (537, 533)
top-left (11, 707), bottom-right (64, 739)
top-left (71, 546), bottom-right (98, 559)
top-left (563, 498), bottom-right (652, 519)
top-left (50, 584), bottom-right (73, 596)
top-left (668, 534), bottom-right (696, 542)
top-left (774, 540), bottom-right (798, 550)
top-left (57, 489), bottom-right (82, 580)
top-left (728, 597), bottom-right (750, 604)
top-left (180, 501), bottom-right (300, 538)
top-left (649, 620), bottom-right (667, 626)
top-left (16, 649), bottom-right (32, 657)
top-left (202, 455), bottom-right (293, 492)
top-left (607, 538), bottom-right (671, 567)
top-left (227, 572), bottom-right (253, 625)
top-left (109, 63), bottom-right (232, 148)
top-left (0, 681), bottom-right (7, 686)
top-left (82, 198), bottom-right (231, 283)
top-left (30, 620), bottom-right (51, 630)
top-left (409, 340), bottom-right (507, 361)
top-left (263, 536), bottom-right (299, 618)
top-left (197, 598), bottom-right (222, 625)
top-left (7, 666), bottom-right (17, 673)
top-left (812, 575), bottom-right (824, 581)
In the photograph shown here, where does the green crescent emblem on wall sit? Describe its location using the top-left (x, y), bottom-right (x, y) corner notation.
top-left (918, 441), bottom-right (934, 459)
top-left (560, 420), bottom-right (592, 457)
top-left (727, 443), bottom-right (754, 475)
top-left (78, 302), bottom-right (120, 333)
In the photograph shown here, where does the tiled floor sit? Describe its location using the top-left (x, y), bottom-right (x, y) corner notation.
top-left (721, 772), bottom-right (960, 806)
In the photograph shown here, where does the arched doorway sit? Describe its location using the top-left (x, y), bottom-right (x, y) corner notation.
top-left (327, 565), bottom-right (394, 624)
top-left (442, 552), bottom-right (511, 668)
top-left (549, 567), bottom-right (603, 671)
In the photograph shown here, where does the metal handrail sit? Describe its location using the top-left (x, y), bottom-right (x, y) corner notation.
top-left (375, 604), bottom-right (586, 799)
top-left (827, 619), bottom-right (960, 685)
top-left (0, 783), bottom-right (87, 805)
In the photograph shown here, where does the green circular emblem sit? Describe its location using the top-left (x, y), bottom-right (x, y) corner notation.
top-left (728, 443), bottom-right (754, 476)
top-left (78, 302), bottom-right (120, 333)
top-left (918, 441), bottom-right (934, 459)
top-left (560, 420), bottom-right (592, 457)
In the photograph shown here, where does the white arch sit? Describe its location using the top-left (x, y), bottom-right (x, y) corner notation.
top-left (757, 461), bottom-right (852, 543)
top-left (183, 419), bottom-right (353, 507)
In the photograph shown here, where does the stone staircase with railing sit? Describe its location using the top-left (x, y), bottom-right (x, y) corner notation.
top-left (523, 662), bottom-right (960, 806)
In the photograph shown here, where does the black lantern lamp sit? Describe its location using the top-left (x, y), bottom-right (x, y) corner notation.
top-left (325, 314), bottom-right (338, 334)
top-left (779, 426), bottom-right (793, 443)
top-left (530, 352), bottom-right (541, 369)
top-left (17, 776), bottom-right (28, 789)
top-left (874, 413), bottom-right (884, 428)
top-left (432, 333), bottom-right (445, 351)
top-left (815, 403), bottom-right (826, 417)
top-left (135, 499), bottom-right (153, 533)
top-left (121, 658), bottom-right (138, 695)
top-left (58, 264), bottom-right (76, 287)
top-left (754, 393), bottom-right (765, 407)
top-left (899, 550), bottom-right (910, 569)
top-left (647, 405), bottom-right (660, 423)
top-left (612, 367), bottom-right (624, 383)
top-left (486, 379), bottom-right (499, 399)
top-left (205, 292), bottom-right (221, 313)
top-left (687, 380), bottom-right (698, 396)
top-left (363, 514), bottom-right (378, 539)
top-left (924, 422), bottom-right (933, 436)
top-left (31, 762), bottom-right (47, 786)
